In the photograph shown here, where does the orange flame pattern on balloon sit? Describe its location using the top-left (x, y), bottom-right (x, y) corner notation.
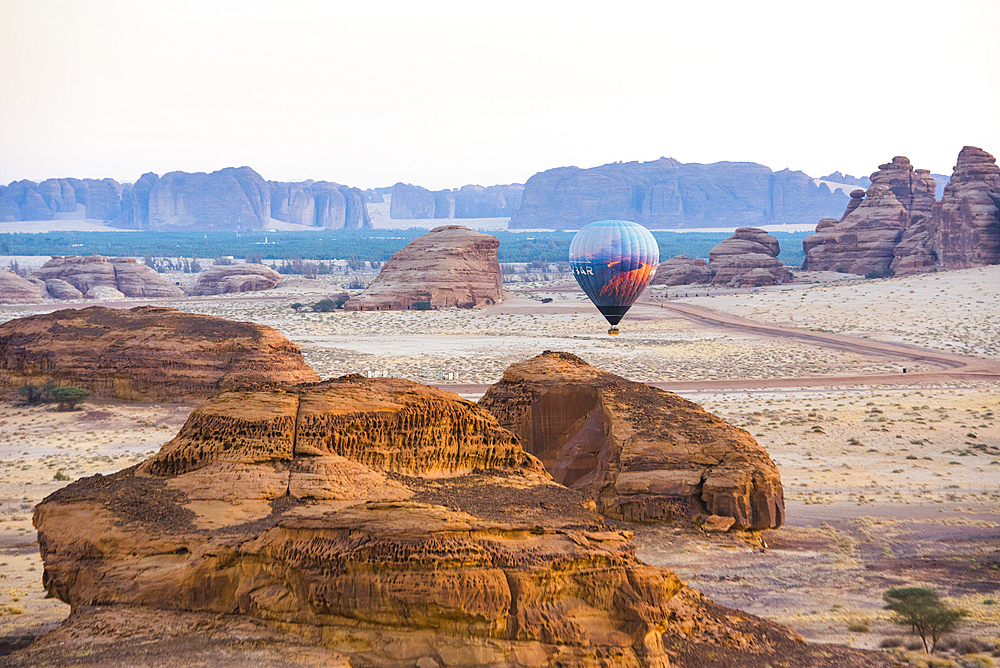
top-left (598, 262), bottom-right (655, 299)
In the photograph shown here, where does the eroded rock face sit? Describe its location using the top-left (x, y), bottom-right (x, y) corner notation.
top-left (649, 256), bottom-right (711, 286)
top-left (0, 178), bottom-right (124, 222)
top-left (188, 263), bottom-right (282, 295)
top-left (510, 158), bottom-right (847, 229)
top-left (807, 147), bottom-right (1000, 276)
top-left (33, 255), bottom-right (183, 298)
top-left (389, 182), bottom-right (523, 219)
top-left (478, 352), bottom-right (784, 531)
top-left (345, 226), bottom-right (502, 311)
top-left (0, 306), bottom-right (319, 401)
top-left (269, 181), bottom-right (371, 229)
top-left (931, 145), bottom-right (1000, 269)
top-left (34, 377), bottom-right (686, 668)
top-left (0, 270), bottom-right (46, 303)
top-left (708, 228), bottom-right (791, 287)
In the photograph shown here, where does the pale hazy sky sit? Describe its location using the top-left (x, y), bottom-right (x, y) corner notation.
top-left (2, 0), bottom-right (998, 190)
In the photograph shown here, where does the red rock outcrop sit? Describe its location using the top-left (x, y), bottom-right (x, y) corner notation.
top-left (344, 226), bottom-right (502, 311)
top-left (649, 255), bottom-right (712, 286)
top-left (0, 306), bottom-right (319, 401)
top-left (930, 146), bottom-right (1000, 269)
top-left (708, 228), bottom-right (791, 287)
top-left (478, 352), bottom-right (784, 531)
top-left (0, 270), bottom-right (46, 303)
top-left (33, 255), bottom-right (183, 298)
top-left (28, 374), bottom-right (894, 668)
top-left (808, 148), bottom-right (1000, 276)
top-left (188, 263), bottom-right (282, 295)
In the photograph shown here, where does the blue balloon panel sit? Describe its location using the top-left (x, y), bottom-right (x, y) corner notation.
top-left (569, 220), bottom-right (659, 326)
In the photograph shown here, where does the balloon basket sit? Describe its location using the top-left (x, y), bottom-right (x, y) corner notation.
top-left (608, 327), bottom-right (619, 336)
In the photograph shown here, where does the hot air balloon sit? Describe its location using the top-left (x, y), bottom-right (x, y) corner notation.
top-left (569, 220), bottom-right (659, 335)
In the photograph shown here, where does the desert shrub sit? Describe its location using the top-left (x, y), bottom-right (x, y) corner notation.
top-left (880, 636), bottom-right (905, 648)
top-left (412, 302), bottom-right (432, 311)
top-left (17, 384), bottom-right (52, 405)
top-left (290, 303), bottom-right (303, 311)
top-left (347, 279), bottom-right (367, 289)
top-left (334, 299), bottom-right (345, 309)
top-left (51, 386), bottom-right (90, 411)
top-left (53, 469), bottom-right (70, 481)
top-left (848, 621), bottom-right (870, 632)
top-left (884, 587), bottom-right (969, 654)
top-left (213, 256), bottom-right (235, 266)
top-left (527, 259), bottom-right (550, 271)
top-left (312, 299), bottom-right (338, 313)
top-left (245, 252), bottom-right (263, 264)
top-left (865, 271), bottom-right (885, 279)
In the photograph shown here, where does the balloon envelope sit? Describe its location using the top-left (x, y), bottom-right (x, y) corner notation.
top-left (569, 220), bottom-right (659, 326)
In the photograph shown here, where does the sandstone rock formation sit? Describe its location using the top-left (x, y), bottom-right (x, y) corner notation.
top-left (0, 270), bottom-right (46, 303)
top-left (649, 255), bottom-right (712, 286)
top-left (0, 177), bottom-right (124, 222)
top-left (2, 168), bottom-right (370, 231)
top-left (0, 306), bottom-right (319, 402)
top-left (389, 182), bottom-right (523, 219)
top-left (188, 263), bottom-right (282, 295)
top-left (43, 278), bottom-right (84, 299)
top-left (478, 352), bottom-right (784, 530)
top-left (344, 226), bottom-right (502, 311)
top-left (269, 180), bottom-right (370, 229)
top-left (28, 374), bottom-right (888, 668)
top-left (33, 255), bottom-right (183, 298)
top-left (806, 147), bottom-right (1000, 276)
top-left (708, 228), bottom-right (791, 287)
top-left (510, 158), bottom-right (847, 229)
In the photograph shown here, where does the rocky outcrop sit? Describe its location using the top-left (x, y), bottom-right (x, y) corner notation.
top-left (0, 270), bottom-right (46, 303)
top-left (0, 306), bottom-right (319, 401)
top-left (708, 228), bottom-right (791, 287)
top-left (389, 182), bottom-right (523, 219)
top-left (33, 255), bottom-right (183, 298)
top-left (510, 158), bottom-right (847, 229)
top-left (25, 370), bottom-right (898, 668)
top-left (929, 145), bottom-right (1000, 269)
top-left (33, 376), bottom-right (685, 668)
top-left (478, 352), bottom-right (785, 531)
top-left (188, 263), bottom-right (282, 296)
top-left (43, 278), bottom-right (84, 299)
top-left (649, 255), bottom-right (712, 286)
top-left (269, 181), bottom-right (371, 229)
top-left (807, 148), bottom-right (1000, 276)
top-left (344, 226), bottom-right (502, 311)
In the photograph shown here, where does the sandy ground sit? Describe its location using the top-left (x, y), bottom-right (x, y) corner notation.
top-left (1, 265), bottom-right (998, 660)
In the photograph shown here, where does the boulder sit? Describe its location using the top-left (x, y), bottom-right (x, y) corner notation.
top-left (33, 255), bottom-right (183, 298)
top-left (188, 263), bottom-right (283, 296)
top-left (85, 285), bottom-right (127, 300)
top-left (478, 351), bottom-right (785, 530)
top-left (344, 226), bottom-right (502, 311)
top-left (510, 158), bottom-right (847, 229)
top-left (0, 270), bottom-right (46, 303)
top-left (0, 305), bottom-right (320, 402)
top-left (708, 228), bottom-right (791, 287)
top-left (649, 255), bottom-right (712, 286)
top-left (43, 278), bottom-right (84, 300)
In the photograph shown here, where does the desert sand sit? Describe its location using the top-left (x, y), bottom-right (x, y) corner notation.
top-left (1, 264), bottom-right (998, 659)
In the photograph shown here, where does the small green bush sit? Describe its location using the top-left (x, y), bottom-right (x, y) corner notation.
top-left (51, 386), bottom-right (90, 411)
top-left (412, 301), bottom-right (432, 311)
top-left (312, 299), bottom-right (338, 312)
top-left (847, 621), bottom-right (870, 632)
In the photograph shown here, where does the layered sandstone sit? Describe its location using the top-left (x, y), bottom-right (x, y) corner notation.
top-left (188, 263), bottom-right (283, 295)
top-left (0, 270), bottom-right (46, 303)
top-left (708, 228), bottom-right (791, 287)
top-left (649, 255), bottom-right (711, 286)
top-left (345, 226), bottom-right (502, 311)
top-left (0, 177), bottom-right (124, 222)
top-left (33, 255), bottom-right (183, 298)
top-left (269, 180), bottom-right (370, 229)
top-left (0, 306), bottom-right (319, 401)
top-left (478, 352), bottom-right (784, 530)
top-left (510, 158), bottom-right (847, 229)
top-left (34, 377), bottom-right (683, 668)
top-left (807, 147), bottom-right (1000, 276)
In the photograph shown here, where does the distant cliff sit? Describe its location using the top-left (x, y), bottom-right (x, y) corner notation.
top-left (0, 167), bottom-right (371, 231)
top-left (508, 157), bottom-right (848, 229)
top-left (388, 182), bottom-right (523, 219)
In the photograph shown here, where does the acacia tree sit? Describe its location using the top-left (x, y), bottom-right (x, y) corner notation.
top-left (51, 386), bottom-right (91, 411)
top-left (883, 587), bottom-right (968, 654)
